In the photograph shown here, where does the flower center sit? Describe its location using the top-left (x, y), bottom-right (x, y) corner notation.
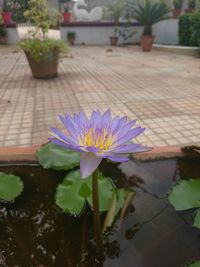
top-left (81, 127), bottom-right (114, 150)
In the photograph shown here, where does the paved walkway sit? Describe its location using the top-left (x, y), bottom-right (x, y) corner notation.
top-left (0, 45), bottom-right (200, 148)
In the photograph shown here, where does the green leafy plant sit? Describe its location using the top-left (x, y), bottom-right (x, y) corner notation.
top-left (3, 0), bottom-right (11, 12)
top-left (188, 0), bottom-right (196, 9)
top-left (179, 13), bottom-right (200, 46)
top-left (24, 0), bottom-right (60, 39)
top-left (60, 0), bottom-right (72, 12)
top-left (168, 179), bottom-right (200, 230)
top-left (174, 0), bottom-right (184, 9)
top-left (0, 172), bottom-right (23, 201)
top-left (185, 260), bottom-right (200, 267)
top-left (20, 38), bottom-right (67, 63)
top-left (108, 2), bottom-right (126, 24)
top-left (67, 31), bottom-right (76, 39)
top-left (132, 0), bottom-right (170, 36)
top-left (0, 27), bottom-right (7, 37)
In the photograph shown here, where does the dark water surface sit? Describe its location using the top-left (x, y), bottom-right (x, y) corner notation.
top-left (0, 158), bottom-right (200, 267)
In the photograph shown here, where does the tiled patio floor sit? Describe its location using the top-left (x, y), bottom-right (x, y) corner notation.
top-left (0, 45), bottom-right (200, 148)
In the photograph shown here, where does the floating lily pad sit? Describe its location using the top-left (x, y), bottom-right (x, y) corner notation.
top-left (55, 170), bottom-right (114, 215)
top-left (187, 260), bottom-right (200, 267)
top-left (168, 179), bottom-right (200, 211)
top-left (37, 143), bottom-right (80, 170)
top-left (193, 209), bottom-right (200, 230)
top-left (0, 172), bottom-right (23, 201)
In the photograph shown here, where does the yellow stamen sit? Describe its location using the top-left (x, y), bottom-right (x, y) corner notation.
top-left (80, 128), bottom-right (114, 151)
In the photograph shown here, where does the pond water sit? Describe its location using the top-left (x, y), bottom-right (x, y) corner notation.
top-left (0, 158), bottom-right (200, 267)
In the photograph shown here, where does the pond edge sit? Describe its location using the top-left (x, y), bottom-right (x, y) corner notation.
top-left (0, 146), bottom-right (184, 163)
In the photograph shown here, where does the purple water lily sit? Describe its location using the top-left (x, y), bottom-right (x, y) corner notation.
top-left (49, 110), bottom-right (150, 178)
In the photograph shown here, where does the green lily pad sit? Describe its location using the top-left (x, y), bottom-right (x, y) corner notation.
top-left (187, 260), bottom-right (200, 267)
top-left (0, 172), bottom-right (23, 201)
top-left (168, 179), bottom-right (200, 211)
top-left (37, 143), bottom-right (80, 170)
top-left (193, 209), bottom-right (200, 230)
top-left (55, 170), bottom-right (114, 215)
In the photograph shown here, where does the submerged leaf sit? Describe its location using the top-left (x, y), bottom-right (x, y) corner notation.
top-left (37, 143), bottom-right (80, 170)
top-left (193, 209), bottom-right (200, 230)
top-left (55, 170), bottom-right (114, 216)
top-left (168, 179), bottom-right (200, 211)
top-left (0, 172), bottom-right (23, 201)
top-left (102, 189), bottom-right (134, 232)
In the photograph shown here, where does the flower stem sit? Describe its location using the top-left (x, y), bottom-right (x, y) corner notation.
top-left (92, 168), bottom-right (104, 260)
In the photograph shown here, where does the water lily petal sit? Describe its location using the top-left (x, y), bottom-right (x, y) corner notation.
top-left (50, 127), bottom-right (78, 145)
top-left (59, 115), bottom-right (79, 139)
top-left (113, 116), bottom-right (128, 134)
top-left (48, 138), bottom-right (85, 152)
top-left (116, 120), bottom-right (137, 139)
top-left (80, 153), bottom-right (102, 179)
top-left (113, 127), bottom-right (145, 147)
top-left (112, 143), bottom-right (150, 153)
top-left (90, 110), bottom-right (102, 127)
top-left (79, 111), bottom-right (90, 130)
top-left (106, 154), bottom-right (129, 162)
top-left (101, 109), bottom-right (112, 129)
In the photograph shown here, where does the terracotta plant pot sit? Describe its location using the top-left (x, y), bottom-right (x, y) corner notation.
top-left (110, 36), bottom-right (118, 46)
top-left (0, 36), bottom-right (7, 45)
top-left (25, 51), bottom-right (59, 79)
top-left (63, 12), bottom-right (71, 23)
top-left (141, 35), bottom-right (154, 52)
top-left (172, 9), bottom-right (182, 18)
top-left (2, 12), bottom-right (12, 24)
top-left (68, 37), bottom-right (75, 46)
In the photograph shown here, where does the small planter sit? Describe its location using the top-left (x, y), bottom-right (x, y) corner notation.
top-left (68, 37), bottom-right (75, 46)
top-left (25, 50), bottom-right (59, 79)
top-left (110, 36), bottom-right (119, 46)
top-left (0, 36), bottom-right (7, 45)
top-left (63, 12), bottom-right (71, 23)
top-left (172, 8), bottom-right (182, 18)
top-left (141, 35), bottom-right (154, 52)
top-left (2, 12), bottom-right (12, 24)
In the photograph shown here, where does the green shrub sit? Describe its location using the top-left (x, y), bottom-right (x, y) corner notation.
top-left (0, 27), bottom-right (7, 37)
top-left (179, 13), bottom-right (200, 46)
top-left (179, 15), bottom-right (191, 46)
top-left (188, 0), bottom-right (196, 9)
top-left (67, 31), bottom-right (76, 39)
top-left (174, 0), bottom-right (183, 9)
top-left (190, 13), bottom-right (200, 46)
top-left (20, 39), bottom-right (67, 62)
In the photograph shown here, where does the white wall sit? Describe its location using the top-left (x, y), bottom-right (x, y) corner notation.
top-left (153, 19), bottom-right (179, 45)
top-left (60, 19), bottom-right (179, 45)
top-left (60, 24), bottom-right (144, 45)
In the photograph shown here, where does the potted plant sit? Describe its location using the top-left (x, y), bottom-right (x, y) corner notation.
top-left (185, 0), bottom-right (196, 13)
top-left (110, 27), bottom-right (120, 46)
top-left (0, 26), bottom-right (7, 45)
top-left (67, 31), bottom-right (76, 45)
top-left (172, 0), bottom-right (183, 18)
top-left (1, 0), bottom-right (12, 24)
top-left (62, 0), bottom-right (72, 23)
top-left (108, 2), bottom-right (126, 46)
top-left (133, 0), bottom-right (170, 52)
top-left (20, 0), bottom-right (67, 79)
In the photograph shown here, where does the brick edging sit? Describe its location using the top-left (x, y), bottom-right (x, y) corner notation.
top-left (0, 145), bottom-right (184, 162)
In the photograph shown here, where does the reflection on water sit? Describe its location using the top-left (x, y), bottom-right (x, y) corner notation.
top-left (0, 158), bottom-right (200, 267)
